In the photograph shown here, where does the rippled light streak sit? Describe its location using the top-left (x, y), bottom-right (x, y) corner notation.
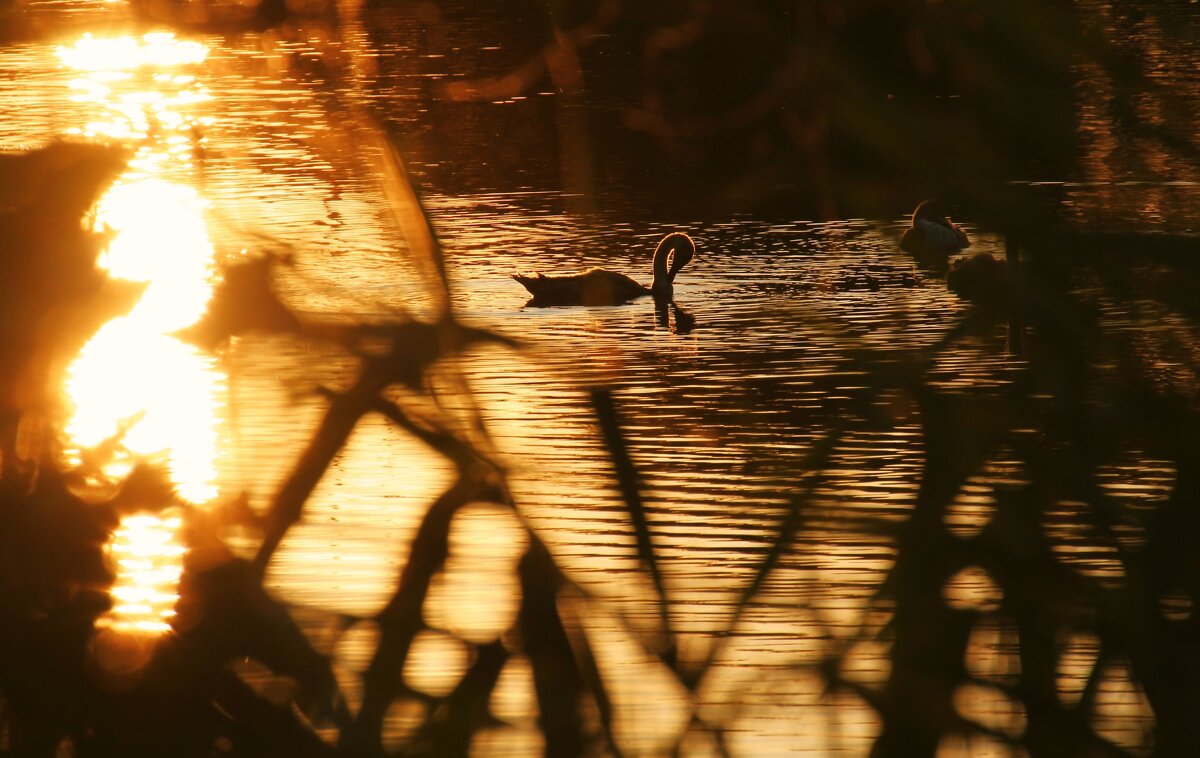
top-left (99, 514), bottom-right (185, 634)
top-left (55, 31), bottom-right (222, 639)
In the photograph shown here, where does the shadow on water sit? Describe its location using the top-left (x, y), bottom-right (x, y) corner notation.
top-left (2, 0), bottom-right (1200, 756)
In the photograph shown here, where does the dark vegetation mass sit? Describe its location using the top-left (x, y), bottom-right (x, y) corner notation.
top-left (2, 1), bottom-right (1200, 756)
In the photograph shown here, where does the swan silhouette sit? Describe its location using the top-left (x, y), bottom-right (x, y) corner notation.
top-left (512, 232), bottom-right (696, 306)
top-left (900, 200), bottom-right (970, 255)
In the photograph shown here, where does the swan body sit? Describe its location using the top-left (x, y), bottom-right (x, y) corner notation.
top-left (512, 232), bottom-right (696, 306)
top-left (900, 200), bottom-right (970, 255)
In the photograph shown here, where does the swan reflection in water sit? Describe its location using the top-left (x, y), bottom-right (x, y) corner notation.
top-left (655, 298), bottom-right (696, 334)
top-left (512, 231), bottom-right (698, 331)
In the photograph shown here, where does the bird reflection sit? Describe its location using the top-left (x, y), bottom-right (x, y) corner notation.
top-left (655, 298), bottom-right (697, 334)
top-left (947, 252), bottom-right (1009, 308)
top-left (512, 232), bottom-right (696, 307)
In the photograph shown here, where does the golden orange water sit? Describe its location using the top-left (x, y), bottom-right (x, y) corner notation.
top-left (56, 32), bottom-right (220, 638)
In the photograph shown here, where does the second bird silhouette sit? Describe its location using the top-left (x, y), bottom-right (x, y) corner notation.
top-left (900, 200), bottom-right (970, 255)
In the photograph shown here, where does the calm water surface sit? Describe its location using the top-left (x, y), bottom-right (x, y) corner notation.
top-left (1, 1), bottom-right (1192, 753)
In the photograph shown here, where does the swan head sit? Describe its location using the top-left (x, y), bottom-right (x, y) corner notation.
top-left (650, 232), bottom-right (696, 299)
top-left (912, 199), bottom-right (954, 228)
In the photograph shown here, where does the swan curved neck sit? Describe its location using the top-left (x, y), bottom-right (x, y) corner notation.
top-left (649, 233), bottom-right (694, 292)
top-left (651, 240), bottom-right (672, 285)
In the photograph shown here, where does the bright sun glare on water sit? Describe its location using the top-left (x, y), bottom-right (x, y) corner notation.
top-left (57, 33), bottom-right (219, 638)
top-left (57, 32), bottom-right (211, 157)
top-left (57, 32), bottom-right (208, 71)
top-left (64, 125), bottom-right (220, 506)
top-left (102, 514), bottom-right (186, 633)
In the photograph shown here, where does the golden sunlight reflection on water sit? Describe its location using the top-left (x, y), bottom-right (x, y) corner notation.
top-left (65, 320), bottom-right (221, 501)
top-left (57, 32), bottom-right (211, 149)
top-left (56, 32), bottom-right (220, 638)
top-left (101, 514), bottom-right (186, 633)
top-left (71, 199), bottom-right (217, 629)
top-left (57, 33), bottom-right (208, 72)
top-left (65, 180), bottom-right (221, 503)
